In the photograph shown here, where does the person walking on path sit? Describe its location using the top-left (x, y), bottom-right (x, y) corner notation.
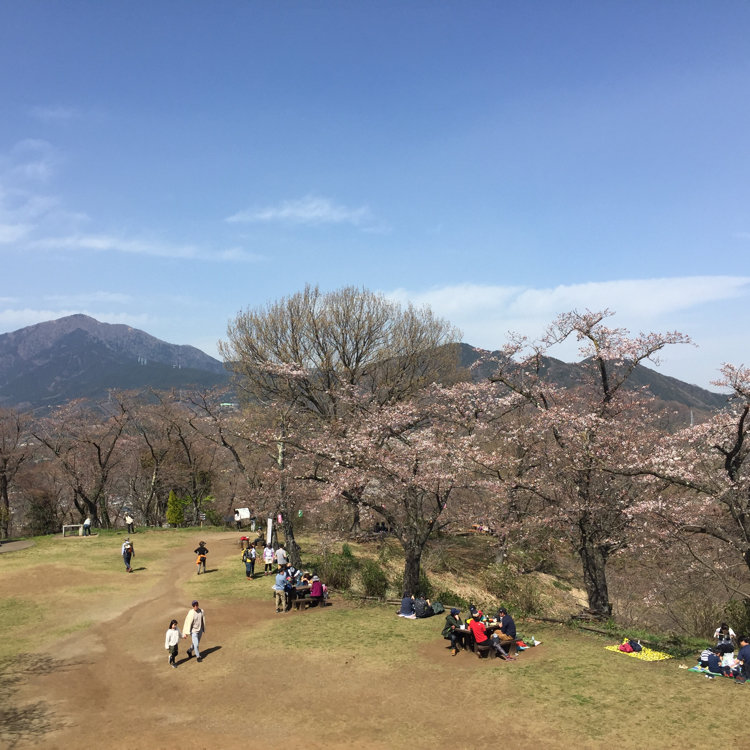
top-left (242, 543), bottom-right (256, 579)
top-left (125, 513), bottom-right (135, 534)
top-left (121, 538), bottom-right (134, 572)
top-left (194, 541), bottom-right (208, 575)
top-left (263, 543), bottom-right (274, 575)
top-left (165, 619), bottom-right (182, 668)
top-left (183, 600), bottom-right (206, 661)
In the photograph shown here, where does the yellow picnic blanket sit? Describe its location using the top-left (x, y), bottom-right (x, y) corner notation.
top-left (605, 640), bottom-right (672, 662)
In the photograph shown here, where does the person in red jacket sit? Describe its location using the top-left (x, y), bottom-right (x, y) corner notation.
top-left (468, 611), bottom-right (489, 648)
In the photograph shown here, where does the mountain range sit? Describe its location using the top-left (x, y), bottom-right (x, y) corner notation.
top-left (0, 315), bottom-right (728, 415)
top-left (0, 315), bottom-right (229, 411)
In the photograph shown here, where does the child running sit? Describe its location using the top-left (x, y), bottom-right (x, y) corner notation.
top-left (165, 619), bottom-right (182, 668)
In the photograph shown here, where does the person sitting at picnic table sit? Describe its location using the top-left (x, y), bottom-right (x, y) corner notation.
top-left (442, 608), bottom-right (469, 656)
top-left (309, 575), bottom-right (325, 606)
top-left (398, 592), bottom-right (416, 619)
top-left (491, 607), bottom-right (517, 658)
top-left (467, 611), bottom-right (489, 650)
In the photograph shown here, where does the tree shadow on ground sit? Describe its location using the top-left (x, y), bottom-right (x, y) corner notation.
top-left (0, 653), bottom-right (75, 748)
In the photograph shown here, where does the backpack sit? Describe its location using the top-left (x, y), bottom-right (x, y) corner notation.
top-left (618, 643), bottom-right (634, 653)
top-left (432, 602), bottom-right (445, 615)
top-left (628, 639), bottom-right (642, 652)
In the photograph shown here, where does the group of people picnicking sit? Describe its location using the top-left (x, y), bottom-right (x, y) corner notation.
top-left (696, 623), bottom-right (750, 683)
top-left (398, 592), bottom-right (530, 662)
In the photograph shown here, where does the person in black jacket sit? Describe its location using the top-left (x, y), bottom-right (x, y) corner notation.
top-left (194, 541), bottom-right (208, 575)
top-left (442, 608), bottom-right (469, 655)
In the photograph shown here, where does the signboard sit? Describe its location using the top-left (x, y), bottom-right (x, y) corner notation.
top-left (234, 507), bottom-right (251, 520)
top-left (266, 517), bottom-right (273, 546)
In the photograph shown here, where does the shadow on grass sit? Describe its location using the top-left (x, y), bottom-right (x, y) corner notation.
top-left (0, 653), bottom-right (76, 748)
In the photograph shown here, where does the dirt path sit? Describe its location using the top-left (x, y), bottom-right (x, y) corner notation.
top-left (10, 534), bottom-right (567, 750)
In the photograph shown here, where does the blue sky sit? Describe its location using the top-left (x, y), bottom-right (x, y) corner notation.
top-left (1, 1), bottom-right (748, 389)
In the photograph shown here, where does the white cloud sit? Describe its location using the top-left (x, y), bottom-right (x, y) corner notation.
top-left (226, 194), bottom-right (373, 227)
top-left (43, 291), bottom-right (133, 305)
top-left (32, 233), bottom-right (262, 262)
top-left (29, 105), bottom-right (81, 122)
top-left (386, 277), bottom-right (750, 389)
top-left (0, 223), bottom-right (31, 243)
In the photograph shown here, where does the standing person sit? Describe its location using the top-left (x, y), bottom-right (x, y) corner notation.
top-left (234, 510), bottom-right (241, 530)
top-left (272, 566), bottom-right (288, 613)
top-left (714, 622), bottom-right (737, 666)
top-left (125, 513), bottom-right (135, 534)
top-left (242, 543), bottom-right (256, 579)
top-left (121, 538), bottom-right (134, 572)
top-left (275, 543), bottom-right (288, 567)
top-left (183, 600), bottom-right (206, 662)
top-left (263, 543), bottom-right (274, 575)
top-left (164, 619), bottom-right (182, 668)
top-left (83, 516), bottom-right (91, 536)
top-left (194, 541), bottom-right (208, 575)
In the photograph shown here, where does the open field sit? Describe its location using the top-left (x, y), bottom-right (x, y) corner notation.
top-left (1, 529), bottom-right (748, 750)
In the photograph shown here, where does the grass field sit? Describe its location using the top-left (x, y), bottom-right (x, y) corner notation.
top-left (0, 528), bottom-right (747, 749)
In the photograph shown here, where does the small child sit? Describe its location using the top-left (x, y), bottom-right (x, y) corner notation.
top-left (165, 619), bottom-right (182, 668)
top-left (698, 647), bottom-right (712, 669)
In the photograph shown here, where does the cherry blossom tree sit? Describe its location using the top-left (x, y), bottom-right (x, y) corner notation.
top-left (484, 310), bottom-right (690, 618)
top-left (295, 382), bottom-right (502, 593)
top-left (219, 285), bottom-right (462, 551)
top-left (631, 364), bottom-right (750, 599)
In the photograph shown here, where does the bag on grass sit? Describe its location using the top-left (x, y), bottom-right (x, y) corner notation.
top-left (618, 643), bottom-right (634, 653)
top-left (432, 602), bottom-right (445, 615)
top-left (628, 639), bottom-right (642, 652)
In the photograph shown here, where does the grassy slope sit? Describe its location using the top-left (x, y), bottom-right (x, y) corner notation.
top-left (1, 528), bottom-right (746, 749)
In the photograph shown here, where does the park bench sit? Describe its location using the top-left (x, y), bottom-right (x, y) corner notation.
top-left (292, 589), bottom-right (330, 610)
top-left (62, 524), bottom-right (84, 537)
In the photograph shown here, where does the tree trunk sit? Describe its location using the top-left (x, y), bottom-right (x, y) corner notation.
top-left (348, 500), bottom-right (362, 535)
top-left (0, 471), bottom-right (10, 539)
top-left (281, 515), bottom-right (301, 569)
top-left (402, 542), bottom-right (423, 596)
top-left (578, 534), bottom-right (612, 619)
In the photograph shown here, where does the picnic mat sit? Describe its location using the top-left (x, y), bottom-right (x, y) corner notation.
top-left (605, 642), bottom-right (672, 662)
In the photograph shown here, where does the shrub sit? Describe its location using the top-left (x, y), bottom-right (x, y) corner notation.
top-left (417, 569), bottom-right (433, 599)
top-left (318, 549), bottom-right (357, 589)
top-left (432, 589), bottom-right (470, 609)
top-left (359, 559), bottom-right (388, 599)
top-left (483, 563), bottom-right (545, 616)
